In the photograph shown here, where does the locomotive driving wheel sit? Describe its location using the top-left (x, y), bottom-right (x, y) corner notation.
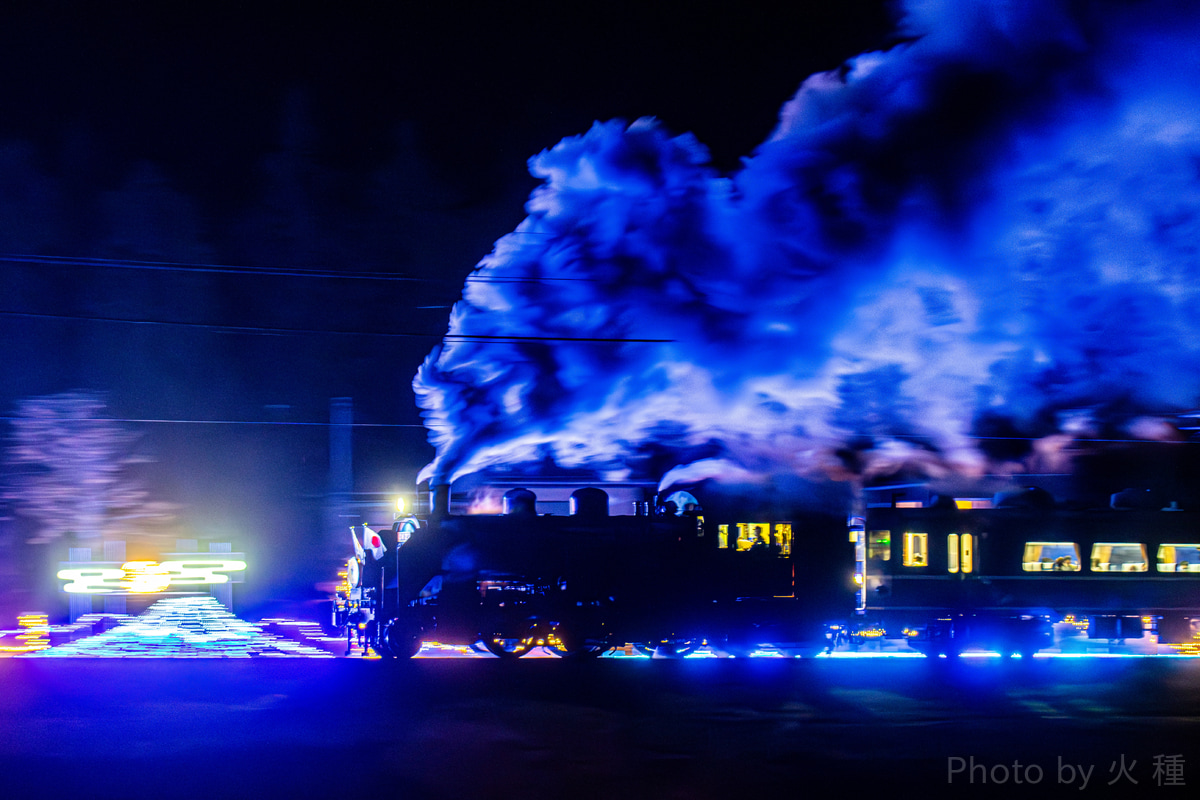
top-left (381, 619), bottom-right (423, 659)
top-left (481, 633), bottom-right (536, 659)
top-left (635, 639), bottom-right (698, 659)
top-left (481, 616), bottom-right (539, 659)
top-left (546, 622), bottom-right (607, 659)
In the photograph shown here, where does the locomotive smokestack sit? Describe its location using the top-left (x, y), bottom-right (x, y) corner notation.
top-left (429, 483), bottom-right (450, 519)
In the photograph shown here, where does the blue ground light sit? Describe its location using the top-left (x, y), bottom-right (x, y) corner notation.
top-left (8, 600), bottom-right (1200, 658)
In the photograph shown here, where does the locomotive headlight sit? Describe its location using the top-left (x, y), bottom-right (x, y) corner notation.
top-left (395, 496), bottom-right (406, 519)
top-left (853, 572), bottom-right (864, 587)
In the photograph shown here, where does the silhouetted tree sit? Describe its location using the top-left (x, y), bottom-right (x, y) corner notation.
top-left (4, 391), bottom-right (177, 545)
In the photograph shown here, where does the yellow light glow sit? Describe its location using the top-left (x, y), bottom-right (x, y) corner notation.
top-left (1, 612), bottom-right (51, 653)
top-left (954, 498), bottom-right (994, 509)
top-left (122, 561), bottom-right (172, 593)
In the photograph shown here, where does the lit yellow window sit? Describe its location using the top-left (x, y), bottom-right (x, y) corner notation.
top-left (735, 523), bottom-right (770, 551)
top-left (954, 498), bottom-right (994, 509)
top-left (868, 531), bottom-right (891, 561)
top-left (903, 532), bottom-right (928, 567)
top-left (1090, 543), bottom-right (1148, 572)
top-left (961, 533), bottom-right (974, 573)
top-left (1158, 544), bottom-right (1200, 572)
top-left (718, 524), bottom-right (729, 549)
top-left (1022, 542), bottom-right (1080, 572)
top-left (773, 523), bottom-right (792, 556)
top-left (948, 534), bottom-right (959, 573)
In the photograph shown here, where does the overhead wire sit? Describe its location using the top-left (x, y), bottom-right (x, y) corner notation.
top-left (0, 252), bottom-right (652, 339)
top-left (0, 415), bottom-right (423, 427)
top-left (0, 252), bottom-right (597, 283)
top-left (0, 308), bottom-right (671, 342)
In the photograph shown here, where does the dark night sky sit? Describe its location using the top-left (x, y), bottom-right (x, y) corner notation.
top-left (0, 1), bottom-right (893, 606)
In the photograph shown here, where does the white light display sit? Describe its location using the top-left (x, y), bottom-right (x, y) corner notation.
top-left (57, 558), bottom-right (247, 594)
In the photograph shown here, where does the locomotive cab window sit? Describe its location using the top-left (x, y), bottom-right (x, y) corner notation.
top-left (1158, 544), bottom-right (1200, 572)
top-left (1022, 542), bottom-right (1081, 572)
top-left (868, 530), bottom-right (891, 561)
top-left (1090, 543), bottom-right (1148, 572)
top-left (902, 532), bottom-right (928, 567)
top-left (735, 523), bottom-right (771, 551)
top-left (773, 523), bottom-right (792, 556)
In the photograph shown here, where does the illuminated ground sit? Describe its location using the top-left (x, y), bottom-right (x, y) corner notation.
top-left (0, 654), bottom-right (1197, 799)
top-left (8, 597), bottom-right (333, 658)
top-left (4, 601), bottom-right (1196, 798)
top-left (3, 597), bottom-right (1197, 661)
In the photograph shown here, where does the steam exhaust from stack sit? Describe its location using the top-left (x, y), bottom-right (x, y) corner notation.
top-left (415, 0), bottom-right (1200, 493)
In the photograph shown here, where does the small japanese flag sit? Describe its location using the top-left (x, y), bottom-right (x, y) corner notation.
top-left (363, 524), bottom-right (387, 560)
top-left (350, 527), bottom-right (365, 562)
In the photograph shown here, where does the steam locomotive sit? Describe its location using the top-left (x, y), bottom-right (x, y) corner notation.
top-left (330, 483), bottom-right (847, 658)
top-left (330, 480), bottom-right (1200, 658)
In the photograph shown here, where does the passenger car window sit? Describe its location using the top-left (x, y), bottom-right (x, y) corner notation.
top-left (948, 533), bottom-right (976, 574)
top-left (1158, 544), bottom-right (1200, 572)
top-left (1022, 542), bottom-right (1081, 572)
top-left (903, 532), bottom-right (927, 567)
top-left (868, 530), bottom-right (891, 561)
top-left (1090, 543), bottom-right (1148, 572)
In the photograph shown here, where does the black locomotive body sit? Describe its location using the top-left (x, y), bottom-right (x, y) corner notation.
top-left (853, 486), bottom-right (1200, 655)
top-left (333, 485), bottom-right (851, 658)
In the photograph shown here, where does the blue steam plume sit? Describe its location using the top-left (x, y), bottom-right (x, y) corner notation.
top-left (415, 0), bottom-right (1200, 490)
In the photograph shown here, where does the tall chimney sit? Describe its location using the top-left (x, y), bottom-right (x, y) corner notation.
top-left (326, 398), bottom-right (354, 553)
top-left (329, 398), bottom-right (353, 496)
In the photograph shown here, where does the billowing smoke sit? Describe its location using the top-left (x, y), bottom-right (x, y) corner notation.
top-left (415, 0), bottom-right (1200, 491)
